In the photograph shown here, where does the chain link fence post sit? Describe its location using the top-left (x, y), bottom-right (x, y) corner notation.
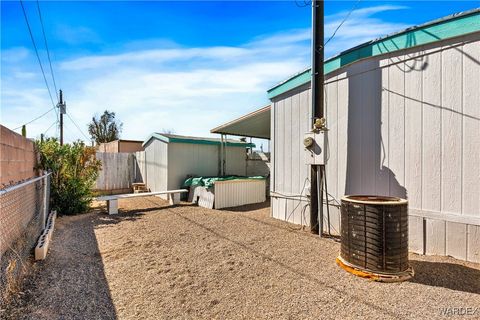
top-left (42, 173), bottom-right (48, 229)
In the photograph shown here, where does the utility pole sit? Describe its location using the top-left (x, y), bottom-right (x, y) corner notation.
top-left (310, 0), bottom-right (324, 235)
top-left (57, 89), bottom-right (66, 145)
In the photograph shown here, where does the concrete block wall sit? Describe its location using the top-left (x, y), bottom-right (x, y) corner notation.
top-left (0, 125), bottom-right (37, 186)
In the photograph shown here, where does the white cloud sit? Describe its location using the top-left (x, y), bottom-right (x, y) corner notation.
top-left (1, 4), bottom-right (409, 143)
top-left (60, 46), bottom-right (252, 71)
top-left (55, 25), bottom-right (101, 45)
top-left (248, 29), bottom-right (311, 47)
top-left (1, 47), bottom-right (30, 63)
top-left (324, 5), bottom-right (409, 57)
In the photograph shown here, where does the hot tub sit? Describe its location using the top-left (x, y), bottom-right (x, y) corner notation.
top-left (185, 176), bottom-right (266, 209)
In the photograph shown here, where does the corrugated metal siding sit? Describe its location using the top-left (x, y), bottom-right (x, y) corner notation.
top-left (214, 179), bottom-right (266, 209)
top-left (271, 32), bottom-right (480, 262)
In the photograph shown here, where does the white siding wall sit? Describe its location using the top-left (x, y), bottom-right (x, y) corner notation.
top-left (271, 85), bottom-right (311, 226)
top-left (225, 146), bottom-right (248, 177)
top-left (144, 139), bottom-right (168, 193)
top-left (271, 33), bottom-right (480, 262)
top-left (167, 143), bottom-right (247, 190)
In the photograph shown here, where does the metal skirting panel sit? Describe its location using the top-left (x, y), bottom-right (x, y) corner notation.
top-left (214, 179), bottom-right (266, 209)
top-left (272, 197), bottom-right (479, 263)
top-left (409, 216), bottom-right (480, 263)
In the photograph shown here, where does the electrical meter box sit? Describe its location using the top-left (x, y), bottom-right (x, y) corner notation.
top-left (304, 131), bottom-right (326, 165)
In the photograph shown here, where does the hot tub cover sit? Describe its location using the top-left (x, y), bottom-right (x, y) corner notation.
top-left (183, 175), bottom-right (266, 189)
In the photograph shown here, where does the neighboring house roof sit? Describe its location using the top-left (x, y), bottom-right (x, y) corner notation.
top-left (97, 139), bottom-right (143, 144)
top-left (210, 104), bottom-right (271, 139)
top-left (143, 133), bottom-right (255, 148)
top-left (116, 139), bottom-right (144, 143)
top-left (268, 8), bottom-right (480, 100)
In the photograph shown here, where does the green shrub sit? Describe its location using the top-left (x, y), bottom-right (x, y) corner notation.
top-left (37, 139), bottom-right (101, 215)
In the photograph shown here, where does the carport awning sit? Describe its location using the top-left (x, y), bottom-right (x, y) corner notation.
top-left (210, 105), bottom-right (271, 139)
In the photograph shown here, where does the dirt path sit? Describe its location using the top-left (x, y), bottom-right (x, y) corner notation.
top-left (4, 197), bottom-right (480, 319)
top-left (3, 212), bottom-right (116, 319)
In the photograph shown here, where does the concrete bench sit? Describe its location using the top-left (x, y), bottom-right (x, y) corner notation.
top-left (95, 189), bottom-right (188, 215)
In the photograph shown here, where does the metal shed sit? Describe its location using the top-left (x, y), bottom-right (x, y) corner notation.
top-left (140, 133), bottom-right (253, 195)
top-left (267, 10), bottom-right (480, 262)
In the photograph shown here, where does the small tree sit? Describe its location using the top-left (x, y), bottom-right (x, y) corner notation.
top-left (37, 138), bottom-right (101, 215)
top-left (88, 110), bottom-right (123, 144)
top-left (162, 128), bottom-right (175, 135)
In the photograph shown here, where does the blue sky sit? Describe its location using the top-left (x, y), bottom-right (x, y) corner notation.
top-left (1, 1), bottom-right (479, 144)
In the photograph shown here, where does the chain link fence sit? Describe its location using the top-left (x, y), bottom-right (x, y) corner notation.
top-left (0, 173), bottom-right (50, 303)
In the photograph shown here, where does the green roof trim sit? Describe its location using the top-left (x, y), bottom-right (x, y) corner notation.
top-left (267, 69), bottom-right (311, 100)
top-left (268, 9), bottom-right (480, 100)
top-left (143, 133), bottom-right (255, 148)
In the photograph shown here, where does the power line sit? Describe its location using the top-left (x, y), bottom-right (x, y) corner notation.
top-left (43, 120), bottom-right (58, 136)
top-left (295, 1), bottom-right (310, 8)
top-left (294, 0), bottom-right (361, 48)
top-left (36, 0), bottom-right (60, 135)
top-left (35, 0), bottom-right (60, 134)
top-left (65, 113), bottom-right (89, 141)
top-left (12, 106), bottom-right (56, 131)
top-left (35, 0), bottom-right (59, 102)
top-left (323, 0), bottom-right (362, 48)
top-left (64, 126), bottom-right (86, 143)
top-left (66, 112), bottom-right (90, 141)
top-left (19, 0), bottom-right (57, 109)
top-left (61, 124), bottom-right (74, 142)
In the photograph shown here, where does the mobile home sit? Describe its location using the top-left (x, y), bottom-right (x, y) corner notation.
top-left (267, 10), bottom-right (480, 262)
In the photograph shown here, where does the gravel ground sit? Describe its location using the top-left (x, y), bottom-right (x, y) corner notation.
top-left (3, 197), bottom-right (479, 319)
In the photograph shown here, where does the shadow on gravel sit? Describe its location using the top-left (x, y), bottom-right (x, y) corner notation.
top-left (221, 200), bottom-right (271, 212)
top-left (409, 260), bottom-right (480, 294)
top-left (223, 202), bottom-right (341, 242)
top-left (94, 211), bottom-right (146, 227)
top-left (93, 196), bottom-right (186, 218)
top-left (5, 213), bottom-right (118, 320)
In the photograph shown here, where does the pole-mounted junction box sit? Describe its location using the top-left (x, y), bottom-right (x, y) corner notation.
top-left (304, 131), bottom-right (326, 165)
